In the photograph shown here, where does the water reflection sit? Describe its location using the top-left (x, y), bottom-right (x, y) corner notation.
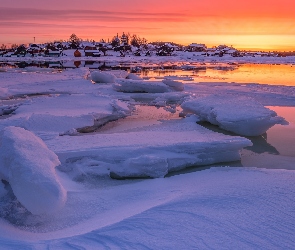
top-left (198, 122), bottom-right (280, 155)
top-left (2, 61), bottom-right (295, 86)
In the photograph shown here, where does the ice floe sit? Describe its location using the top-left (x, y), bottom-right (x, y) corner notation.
top-left (113, 79), bottom-right (180, 93)
top-left (0, 94), bottom-right (130, 136)
top-left (181, 95), bottom-right (288, 136)
top-left (113, 79), bottom-right (170, 93)
top-left (0, 60), bottom-right (294, 249)
top-left (52, 117), bottom-right (252, 179)
top-left (91, 70), bottom-right (117, 83)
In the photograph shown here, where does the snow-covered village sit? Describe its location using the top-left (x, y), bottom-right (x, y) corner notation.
top-left (0, 32), bottom-right (293, 60)
top-left (1, 0), bottom-right (295, 249)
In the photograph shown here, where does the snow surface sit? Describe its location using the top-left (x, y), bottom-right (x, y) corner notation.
top-left (0, 59), bottom-right (294, 249)
top-left (0, 126), bottom-right (66, 215)
top-left (182, 95), bottom-right (288, 136)
top-left (0, 167), bottom-right (294, 249)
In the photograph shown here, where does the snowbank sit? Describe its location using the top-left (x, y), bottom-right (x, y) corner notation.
top-left (0, 126), bottom-right (67, 215)
top-left (181, 95), bottom-right (288, 136)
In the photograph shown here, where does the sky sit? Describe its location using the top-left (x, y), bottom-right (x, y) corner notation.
top-left (0, 0), bottom-right (295, 51)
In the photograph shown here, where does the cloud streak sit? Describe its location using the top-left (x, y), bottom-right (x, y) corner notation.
top-left (0, 8), bottom-right (187, 23)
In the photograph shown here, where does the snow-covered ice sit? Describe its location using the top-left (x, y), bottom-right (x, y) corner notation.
top-left (182, 95), bottom-right (288, 136)
top-left (0, 94), bottom-right (130, 137)
top-left (52, 116), bottom-right (251, 178)
top-left (91, 70), bottom-right (117, 83)
top-left (162, 79), bottom-right (184, 91)
top-left (126, 73), bottom-right (143, 80)
top-left (0, 58), bottom-right (294, 249)
top-left (114, 79), bottom-right (172, 93)
top-left (0, 126), bottom-right (66, 215)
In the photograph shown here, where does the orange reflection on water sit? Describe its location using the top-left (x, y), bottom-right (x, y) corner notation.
top-left (200, 64), bottom-right (295, 86)
top-left (142, 64), bottom-right (295, 86)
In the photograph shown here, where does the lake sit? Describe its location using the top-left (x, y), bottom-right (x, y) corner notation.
top-left (1, 61), bottom-right (295, 86)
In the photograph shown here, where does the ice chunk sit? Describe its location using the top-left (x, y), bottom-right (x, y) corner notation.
top-left (0, 126), bottom-right (67, 215)
top-left (162, 79), bottom-right (184, 91)
top-left (52, 118), bottom-right (252, 178)
top-left (110, 70), bottom-right (129, 79)
top-left (0, 94), bottom-right (130, 136)
top-left (113, 79), bottom-right (170, 93)
top-left (91, 70), bottom-right (116, 83)
top-left (126, 73), bottom-right (143, 80)
top-left (181, 95), bottom-right (288, 136)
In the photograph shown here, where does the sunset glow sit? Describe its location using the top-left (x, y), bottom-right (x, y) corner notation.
top-left (0, 0), bottom-right (294, 51)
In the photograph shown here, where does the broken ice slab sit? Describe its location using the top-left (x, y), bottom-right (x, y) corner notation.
top-left (50, 117), bottom-right (252, 179)
top-left (181, 95), bottom-right (288, 136)
top-left (0, 94), bottom-right (131, 136)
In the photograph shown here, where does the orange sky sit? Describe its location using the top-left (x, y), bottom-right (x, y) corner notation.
top-left (0, 0), bottom-right (294, 51)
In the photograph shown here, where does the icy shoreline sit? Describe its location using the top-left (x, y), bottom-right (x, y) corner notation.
top-left (1, 50), bottom-right (295, 65)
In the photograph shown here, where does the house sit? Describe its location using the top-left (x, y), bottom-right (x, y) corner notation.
top-left (74, 49), bottom-right (82, 57)
top-left (84, 45), bottom-right (101, 57)
top-left (27, 44), bottom-right (42, 55)
top-left (44, 44), bottom-right (62, 57)
top-left (47, 50), bottom-right (61, 57)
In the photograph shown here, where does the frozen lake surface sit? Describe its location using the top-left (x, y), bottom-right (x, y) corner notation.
top-left (0, 58), bottom-right (295, 249)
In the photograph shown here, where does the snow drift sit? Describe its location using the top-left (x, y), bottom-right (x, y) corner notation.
top-left (181, 95), bottom-right (288, 136)
top-left (0, 126), bottom-right (67, 215)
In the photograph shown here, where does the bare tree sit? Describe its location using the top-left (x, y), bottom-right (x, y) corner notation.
top-left (111, 35), bottom-right (120, 48)
top-left (0, 44), bottom-right (7, 50)
top-left (11, 44), bottom-right (19, 50)
top-left (68, 34), bottom-right (81, 49)
top-left (130, 34), bottom-right (148, 48)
